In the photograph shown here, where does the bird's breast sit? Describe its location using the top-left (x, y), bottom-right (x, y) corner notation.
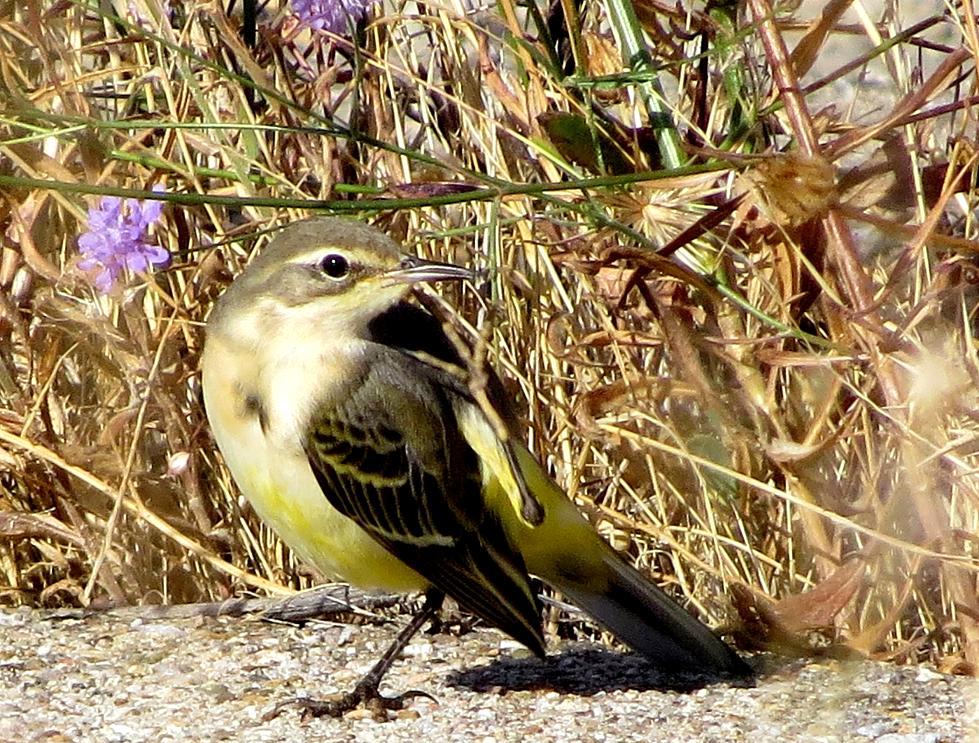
top-left (200, 333), bottom-right (426, 591)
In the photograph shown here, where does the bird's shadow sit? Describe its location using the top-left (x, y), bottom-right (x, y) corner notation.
top-left (447, 645), bottom-right (757, 696)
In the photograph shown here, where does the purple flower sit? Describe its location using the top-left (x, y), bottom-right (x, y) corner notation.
top-left (292, 0), bottom-right (375, 35)
top-left (78, 189), bottom-right (169, 293)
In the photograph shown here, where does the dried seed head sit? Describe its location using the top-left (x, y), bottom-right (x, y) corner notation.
top-left (740, 152), bottom-right (838, 227)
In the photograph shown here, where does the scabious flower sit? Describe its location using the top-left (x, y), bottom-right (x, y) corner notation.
top-left (292, 0), bottom-right (376, 35)
top-left (77, 189), bottom-right (169, 293)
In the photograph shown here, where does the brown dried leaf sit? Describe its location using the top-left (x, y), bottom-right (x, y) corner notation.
top-left (826, 47), bottom-right (972, 159)
top-left (773, 559), bottom-right (866, 632)
top-left (765, 437), bottom-right (824, 463)
top-left (789, 0), bottom-right (854, 79)
top-left (582, 32), bottom-right (624, 79)
top-left (731, 575), bottom-right (865, 659)
top-left (388, 182), bottom-right (482, 198)
top-left (729, 583), bottom-right (820, 654)
top-left (478, 36), bottom-right (529, 134)
top-left (0, 511), bottom-right (84, 546)
top-left (837, 134), bottom-right (916, 211)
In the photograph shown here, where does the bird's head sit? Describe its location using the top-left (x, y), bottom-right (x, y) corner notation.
top-left (207, 217), bottom-right (472, 348)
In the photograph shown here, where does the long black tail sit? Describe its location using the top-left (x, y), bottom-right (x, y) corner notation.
top-left (550, 547), bottom-right (750, 675)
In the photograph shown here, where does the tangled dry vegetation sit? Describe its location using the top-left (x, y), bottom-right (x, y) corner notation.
top-left (0, 0), bottom-right (977, 674)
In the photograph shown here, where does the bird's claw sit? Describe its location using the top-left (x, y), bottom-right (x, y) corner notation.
top-left (264, 683), bottom-right (435, 722)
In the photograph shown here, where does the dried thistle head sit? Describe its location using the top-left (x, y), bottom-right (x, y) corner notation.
top-left (738, 151), bottom-right (838, 227)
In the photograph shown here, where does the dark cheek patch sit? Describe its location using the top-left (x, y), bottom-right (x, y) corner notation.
top-left (240, 390), bottom-right (270, 434)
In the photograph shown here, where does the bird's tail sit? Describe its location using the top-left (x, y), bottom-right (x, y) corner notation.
top-left (461, 408), bottom-right (748, 675)
top-left (547, 543), bottom-right (750, 675)
top-left (499, 443), bottom-right (750, 676)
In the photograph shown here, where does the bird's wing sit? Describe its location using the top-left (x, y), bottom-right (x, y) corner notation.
top-left (303, 349), bottom-right (545, 655)
top-left (367, 301), bottom-right (545, 528)
top-left (362, 303), bottom-right (748, 674)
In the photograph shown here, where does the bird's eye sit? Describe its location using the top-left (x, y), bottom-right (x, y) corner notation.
top-left (319, 253), bottom-right (349, 280)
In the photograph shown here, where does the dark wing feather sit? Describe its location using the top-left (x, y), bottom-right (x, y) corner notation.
top-left (369, 302), bottom-right (544, 527)
top-left (304, 346), bottom-right (545, 655)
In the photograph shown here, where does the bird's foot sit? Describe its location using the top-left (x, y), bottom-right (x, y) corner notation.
top-left (264, 679), bottom-right (435, 722)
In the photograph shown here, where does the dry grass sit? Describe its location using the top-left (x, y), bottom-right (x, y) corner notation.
top-left (1, 0), bottom-right (977, 672)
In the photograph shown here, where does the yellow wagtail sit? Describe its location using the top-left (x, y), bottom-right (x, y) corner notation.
top-left (202, 217), bottom-right (749, 717)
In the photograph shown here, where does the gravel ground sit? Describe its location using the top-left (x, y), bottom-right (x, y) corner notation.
top-left (0, 607), bottom-right (973, 743)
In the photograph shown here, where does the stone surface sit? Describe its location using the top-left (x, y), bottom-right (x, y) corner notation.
top-left (0, 608), bottom-right (973, 742)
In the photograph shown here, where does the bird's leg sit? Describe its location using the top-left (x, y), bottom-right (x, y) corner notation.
top-left (267, 590), bottom-right (444, 721)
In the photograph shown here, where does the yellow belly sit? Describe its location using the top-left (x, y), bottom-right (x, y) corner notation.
top-left (237, 460), bottom-right (426, 591)
top-left (202, 338), bottom-right (427, 593)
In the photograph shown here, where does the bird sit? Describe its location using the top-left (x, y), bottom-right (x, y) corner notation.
top-left (201, 216), bottom-right (749, 718)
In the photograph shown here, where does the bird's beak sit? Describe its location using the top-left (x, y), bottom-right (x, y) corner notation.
top-left (384, 255), bottom-right (474, 285)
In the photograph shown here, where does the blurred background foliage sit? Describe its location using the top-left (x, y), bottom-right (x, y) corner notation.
top-left (0, 0), bottom-right (977, 673)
